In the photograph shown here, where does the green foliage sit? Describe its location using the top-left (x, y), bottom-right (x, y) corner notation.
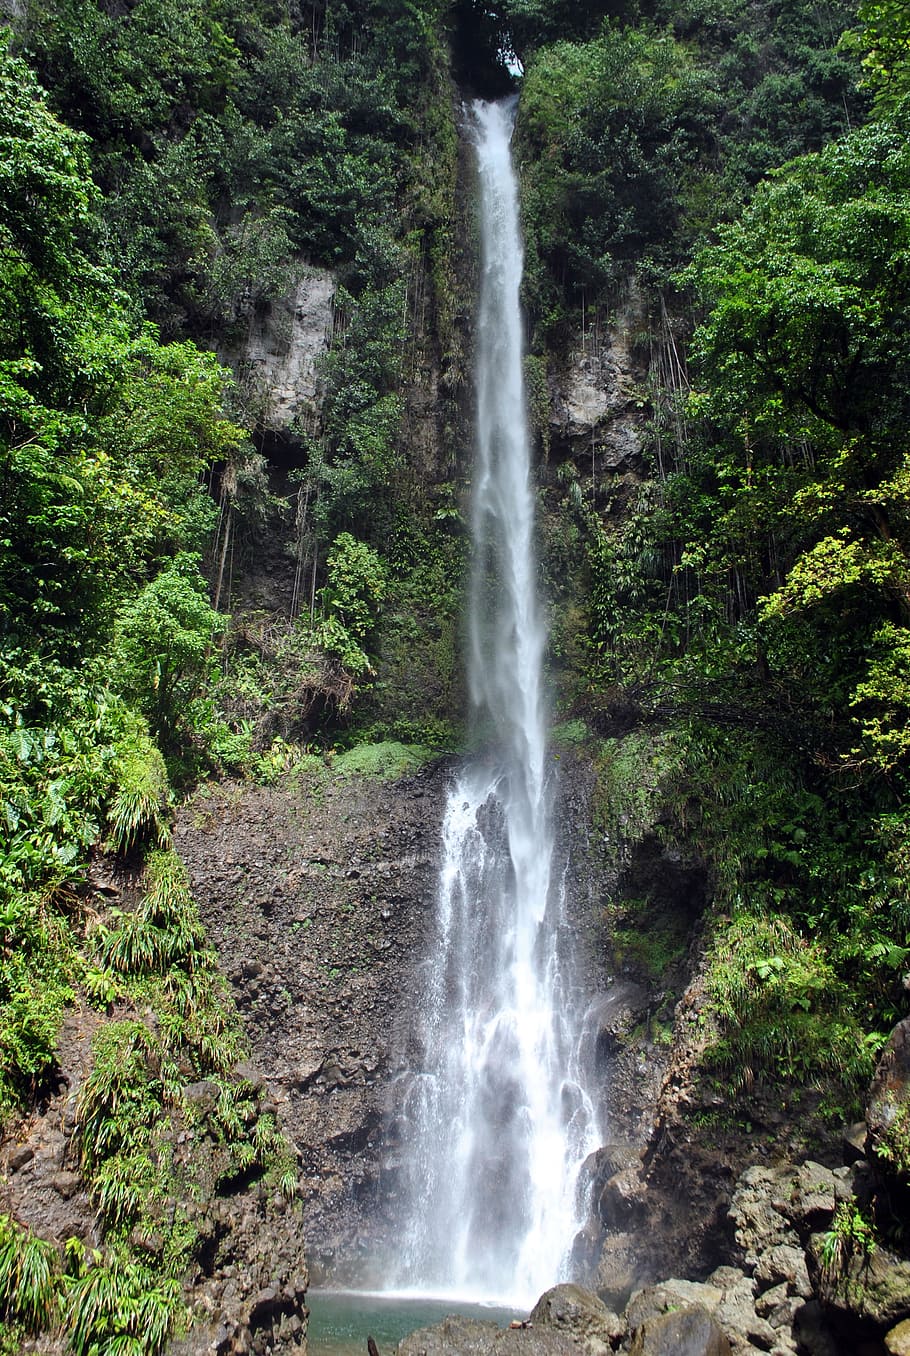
top-left (516, 0), bottom-right (862, 327)
top-left (844, 0), bottom-right (910, 115)
top-left (611, 909), bottom-right (689, 982)
top-left (585, 489), bottom-right (679, 684)
top-left (519, 26), bottom-right (719, 313)
top-left (75, 1020), bottom-right (177, 1222)
top-left (850, 623), bottom-right (910, 773)
top-left (316, 533), bottom-right (388, 677)
top-left (0, 9), bottom-right (441, 1352)
top-left (550, 719), bottom-right (588, 746)
top-left (672, 107), bottom-right (910, 782)
top-left (594, 730), bottom-right (687, 843)
top-left (332, 740), bottom-right (435, 779)
top-left (105, 715), bottom-right (170, 852)
top-left (13, 0), bottom-right (458, 597)
top-left (0, 684), bottom-right (158, 1114)
top-left (0, 1214), bottom-right (59, 1333)
top-left (872, 1094), bottom-right (910, 1178)
top-left (111, 554), bottom-right (222, 742)
top-left (704, 914), bottom-right (874, 1091)
top-left (63, 1243), bottom-right (182, 1356)
top-left (0, 34), bottom-right (93, 283)
top-left (0, 1216), bottom-right (186, 1355)
top-left (211, 609), bottom-right (375, 753)
top-left (820, 1202), bottom-right (878, 1273)
top-left (688, 109), bottom-right (910, 444)
top-left (353, 504), bottom-right (465, 745)
top-left (0, 43), bottom-right (243, 657)
top-left (52, 850), bottom-right (295, 1356)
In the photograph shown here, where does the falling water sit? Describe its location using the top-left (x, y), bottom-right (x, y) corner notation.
top-left (393, 99), bottom-right (599, 1308)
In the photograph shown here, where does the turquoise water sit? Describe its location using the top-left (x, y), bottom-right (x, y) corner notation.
top-left (306, 1290), bottom-right (519, 1356)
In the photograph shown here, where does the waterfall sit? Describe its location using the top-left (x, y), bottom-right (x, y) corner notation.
top-left (394, 98), bottom-right (599, 1309)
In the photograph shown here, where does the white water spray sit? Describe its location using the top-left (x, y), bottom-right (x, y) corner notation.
top-left (394, 99), bottom-right (599, 1309)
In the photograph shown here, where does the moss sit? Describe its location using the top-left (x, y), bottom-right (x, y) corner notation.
top-left (611, 920), bottom-right (687, 981)
top-left (593, 730), bottom-right (686, 844)
top-left (551, 718), bottom-right (589, 746)
top-left (331, 741), bottom-right (436, 780)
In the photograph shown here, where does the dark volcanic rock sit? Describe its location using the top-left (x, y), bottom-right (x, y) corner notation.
top-left (628, 1305), bottom-right (731, 1356)
top-left (169, 1188), bottom-right (308, 1355)
top-left (397, 1316), bottom-right (578, 1356)
top-left (529, 1283), bottom-right (623, 1352)
top-left (175, 762), bottom-right (451, 1283)
top-left (816, 1241), bottom-right (910, 1329)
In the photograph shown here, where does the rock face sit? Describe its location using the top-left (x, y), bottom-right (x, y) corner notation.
top-left (176, 750), bottom-right (615, 1287)
top-left (0, 1010), bottom-right (101, 1250)
top-left (546, 284), bottom-right (647, 479)
top-left (227, 268), bottom-right (335, 432)
top-left (175, 760), bottom-right (449, 1284)
top-left (820, 1244), bottom-right (910, 1329)
top-left (627, 1306), bottom-right (731, 1356)
top-left (1, 1008), bottom-right (307, 1356)
top-left (171, 1192), bottom-right (309, 1355)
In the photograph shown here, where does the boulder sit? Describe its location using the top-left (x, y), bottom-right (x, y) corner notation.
top-left (714, 1274), bottom-right (777, 1352)
top-left (594, 1230), bottom-right (655, 1310)
top-left (753, 1244), bottom-right (812, 1299)
top-left (728, 1166), bottom-right (799, 1265)
top-left (784, 1162), bottom-right (837, 1227)
top-left (625, 1281), bottom-right (723, 1333)
top-left (529, 1284), bottom-right (623, 1353)
top-left (597, 1166), bottom-right (647, 1230)
top-left (627, 1306), bottom-right (731, 1356)
top-left (397, 1316), bottom-right (579, 1356)
top-left (754, 1281), bottom-right (790, 1319)
top-left (843, 1122), bottom-right (868, 1164)
top-left (819, 1240), bottom-right (910, 1327)
top-left (886, 1318), bottom-right (910, 1356)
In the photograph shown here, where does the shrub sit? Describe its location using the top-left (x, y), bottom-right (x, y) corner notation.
top-left (0, 1214), bottom-right (59, 1332)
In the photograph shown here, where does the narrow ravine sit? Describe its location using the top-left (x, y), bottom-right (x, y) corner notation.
top-left (392, 98), bottom-right (600, 1308)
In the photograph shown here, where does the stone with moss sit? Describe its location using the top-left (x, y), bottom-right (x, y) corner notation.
top-left (867, 1017), bottom-right (910, 1190)
top-left (818, 1239), bottom-right (910, 1327)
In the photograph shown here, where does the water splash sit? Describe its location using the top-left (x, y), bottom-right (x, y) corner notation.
top-left (394, 98), bottom-right (599, 1309)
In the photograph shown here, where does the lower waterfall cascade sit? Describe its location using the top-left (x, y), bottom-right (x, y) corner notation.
top-left (392, 97), bottom-right (601, 1309)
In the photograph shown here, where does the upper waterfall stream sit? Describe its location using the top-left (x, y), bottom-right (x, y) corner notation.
top-left (393, 98), bottom-right (599, 1309)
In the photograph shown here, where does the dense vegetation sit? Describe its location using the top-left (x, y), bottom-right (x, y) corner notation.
top-left (513, 0), bottom-right (910, 1133)
top-left (3, 0), bottom-right (910, 1343)
top-left (0, 0), bottom-right (458, 1346)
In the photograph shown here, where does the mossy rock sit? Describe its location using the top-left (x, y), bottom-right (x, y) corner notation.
top-left (821, 1243), bottom-right (910, 1328)
top-left (867, 1017), bottom-right (910, 1187)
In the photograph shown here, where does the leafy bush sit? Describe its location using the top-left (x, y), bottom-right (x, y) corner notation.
top-left (105, 715), bottom-right (171, 852)
top-left (111, 554), bottom-right (223, 743)
top-left (820, 1201), bottom-right (877, 1275)
top-left (63, 1243), bottom-right (183, 1356)
top-left (0, 1214), bottom-right (59, 1332)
